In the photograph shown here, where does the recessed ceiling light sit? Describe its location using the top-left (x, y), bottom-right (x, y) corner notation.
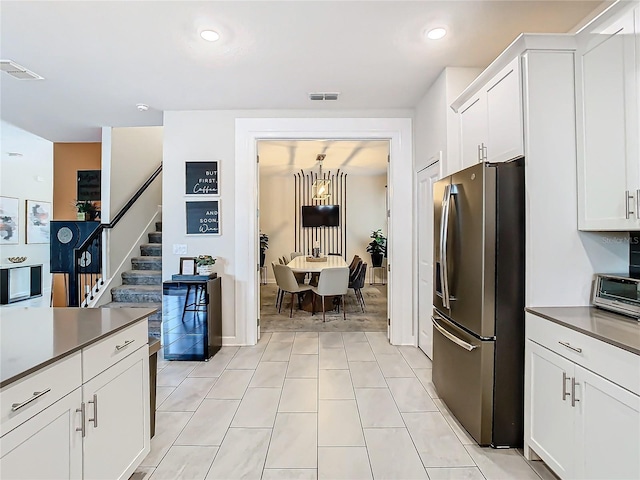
top-left (200, 30), bottom-right (220, 42)
top-left (136, 103), bottom-right (149, 112)
top-left (426, 28), bottom-right (447, 40)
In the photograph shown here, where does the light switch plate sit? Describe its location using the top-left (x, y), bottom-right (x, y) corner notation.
top-left (173, 244), bottom-right (187, 255)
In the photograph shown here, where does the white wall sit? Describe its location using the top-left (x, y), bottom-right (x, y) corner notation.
top-left (259, 171), bottom-right (387, 283)
top-left (101, 126), bottom-right (163, 290)
top-left (163, 109), bottom-right (412, 344)
top-left (0, 121), bottom-right (53, 301)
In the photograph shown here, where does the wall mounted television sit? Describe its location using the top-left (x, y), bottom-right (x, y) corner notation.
top-left (301, 205), bottom-right (340, 227)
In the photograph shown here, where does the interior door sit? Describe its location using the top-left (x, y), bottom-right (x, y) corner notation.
top-left (417, 160), bottom-right (440, 358)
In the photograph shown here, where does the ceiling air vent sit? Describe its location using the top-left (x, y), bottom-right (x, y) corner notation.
top-left (0, 60), bottom-right (44, 80)
top-left (309, 92), bottom-right (340, 101)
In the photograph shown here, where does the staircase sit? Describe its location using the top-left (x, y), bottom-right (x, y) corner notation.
top-left (102, 221), bottom-right (163, 338)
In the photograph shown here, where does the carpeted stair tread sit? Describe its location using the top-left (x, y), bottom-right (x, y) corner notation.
top-left (148, 232), bottom-right (162, 244)
top-left (131, 256), bottom-right (162, 270)
top-left (111, 284), bottom-right (162, 303)
top-left (122, 269), bottom-right (162, 285)
top-left (140, 244), bottom-right (162, 256)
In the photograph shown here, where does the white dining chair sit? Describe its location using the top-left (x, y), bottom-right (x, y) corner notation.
top-left (273, 263), bottom-right (313, 318)
top-left (311, 267), bottom-right (349, 322)
top-left (290, 252), bottom-right (303, 259)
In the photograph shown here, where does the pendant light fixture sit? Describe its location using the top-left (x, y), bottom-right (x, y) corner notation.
top-left (312, 153), bottom-right (331, 201)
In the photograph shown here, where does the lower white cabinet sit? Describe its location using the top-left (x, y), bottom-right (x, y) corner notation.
top-left (0, 389), bottom-right (83, 480)
top-left (525, 313), bottom-right (640, 479)
top-left (0, 319), bottom-right (150, 480)
top-left (83, 346), bottom-right (149, 480)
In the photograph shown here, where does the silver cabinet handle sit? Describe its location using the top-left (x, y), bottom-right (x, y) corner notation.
top-left (625, 190), bottom-right (635, 219)
top-left (115, 339), bottom-right (135, 351)
top-left (478, 144), bottom-right (482, 163)
top-left (11, 388), bottom-right (51, 411)
top-left (88, 394), bottom-right (98, 428)
top-left (637, 189), bottom-right (639, 220)
top-left (482, 143), bottom-right (488, 161)
top-left (559, 341), bottom-right (582, 353)
top-left (432, 316), bottom-right (477, 352)
top-left (571, 377), bottom-right (580, 407)
top-left (76, 402), bottom-right (86, 437)
top-left (562, 372), bottom-right (571, 401)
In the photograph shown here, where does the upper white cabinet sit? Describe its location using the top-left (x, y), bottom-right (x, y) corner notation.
top-left (458, 56), bottom-right (524, 170)
top-left (576, 3), bottom-right (640, 230)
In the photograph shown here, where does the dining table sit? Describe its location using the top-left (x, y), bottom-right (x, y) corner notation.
top-left (286, 255), bottom-right (349, 313)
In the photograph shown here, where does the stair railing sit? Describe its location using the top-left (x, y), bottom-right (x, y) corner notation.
top-left (71, 163), bottom-right (162, 307)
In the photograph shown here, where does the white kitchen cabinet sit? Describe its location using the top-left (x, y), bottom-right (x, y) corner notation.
top-left (83, 346), bottom-right (149, 480)
top-left (457, 56), bottom-right (524, 170)
top-left (459, 94), bottom-right (487, 169)
top-left (576, 365), bottom-right (640, 479)
top-left (0, 317), bottom-right (150, 480)
top-left (0, 388), bottom-right (83, 480)
top-left (525, 312), bottom-right (640, 479)
top-left (576, 3), bottom-right (640, 230)
top-left (526, 341), bottom-right (574, 478)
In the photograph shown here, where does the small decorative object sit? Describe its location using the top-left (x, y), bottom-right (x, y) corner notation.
top-left (196, 255), bottom-right (216, 275)
top-left (179, 257), bottom-right (196, 275)
top-left (259, 232), bottom-right (269, 267)
top-left (366, 229), bottom-right (387, 267)
top-left (185, 161), bottom-right (219, 195)
top-left (7, 256), bottom-right (27, 263)
top-left (26, 200), bottom-right (51, 244)
top-left (0, 196), bottom-right (19, 245)
top-left (75, 200), bottom-right (100, 221)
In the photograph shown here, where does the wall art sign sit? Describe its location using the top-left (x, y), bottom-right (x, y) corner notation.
top-left (77, 170), bottom-right (101, 201)
top-left (26, 200), bottom-right (51, 244)
top-left (186, 200), bottom-right (220, 235)
top-left (185, 161), bottom-right (219, 195)
top-left (0, 196), bottom-right (19, 245)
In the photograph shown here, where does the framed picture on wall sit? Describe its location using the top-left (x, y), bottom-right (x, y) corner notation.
top-left (26, 200), bottom-right (51, 244)
top-left (185, 161), bottom-right (219, 196)
top-left (0, 196), bottom-right (19, 245)
top-left (186, 200), bottom-right (220, 235)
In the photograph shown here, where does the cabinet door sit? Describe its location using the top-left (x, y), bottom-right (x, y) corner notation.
top-left (0, 388), bottom-right (82, 480)
top-left (578, 7), bottom-right (638, 230)
top-left (574, 365), bottom-right (640, 480)
top-left (526, 340), bottom-right (575, 478)
top-left (486, 57), bottom-right (524, 163)
top-left (459, 94), bottom-right (487, 169)
top-left (83, 346), bottom-right (150, 480)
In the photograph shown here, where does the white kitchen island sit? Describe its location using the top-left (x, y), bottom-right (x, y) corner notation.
top-left (0, 307), bottom-right (156, 480)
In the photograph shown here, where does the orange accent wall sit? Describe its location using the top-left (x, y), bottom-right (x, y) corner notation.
top-left (52, 143), bottom-right (101, 305)
top-left (53, 143), bottom-right (102, 219)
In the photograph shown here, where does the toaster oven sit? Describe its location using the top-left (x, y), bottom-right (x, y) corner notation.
top-left (592, 274), bottom-right (640, 319)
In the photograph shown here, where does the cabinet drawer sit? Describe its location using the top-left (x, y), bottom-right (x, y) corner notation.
top-left (82, 319), bottom-right (148, 382)
top-left (0, 351), bottom-right (81, 437)
top-left (526, 313), bottom-right (639, 395)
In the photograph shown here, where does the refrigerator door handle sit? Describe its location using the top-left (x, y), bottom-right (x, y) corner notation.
top-left (440, 184), bottom-right (457, 309)
top-left (432, 316), bottom-right (477, 352)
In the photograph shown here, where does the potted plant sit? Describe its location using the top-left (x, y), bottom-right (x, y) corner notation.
top-left (75, 200), bottom-right (100, 221)
top-left (196, 255), bottom-right (216, 275)
top-left (366, 229), bottom-right (387, 267)
top-left (259, 232), bottom-right (269, 267)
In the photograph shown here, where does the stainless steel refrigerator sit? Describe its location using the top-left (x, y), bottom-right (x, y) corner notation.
top-left (432, 157), bottom-right (525, 447)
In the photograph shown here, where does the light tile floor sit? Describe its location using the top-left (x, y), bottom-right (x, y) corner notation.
top-left (132, 331), bottom-right (557, 480)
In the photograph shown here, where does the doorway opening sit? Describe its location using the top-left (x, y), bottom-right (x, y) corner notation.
top-left (257, 139), bottom-right (389, 333)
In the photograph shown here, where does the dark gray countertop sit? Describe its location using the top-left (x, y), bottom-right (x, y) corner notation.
top-left (0, 307), bottom-right (157, 389)
top-left (526, 306), bottom-right (640, 356)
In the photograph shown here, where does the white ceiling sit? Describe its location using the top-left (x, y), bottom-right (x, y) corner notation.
top-left (1, 0), bottom-right (608, 143)
top-left (258, 139), bottom-right (390, 176)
